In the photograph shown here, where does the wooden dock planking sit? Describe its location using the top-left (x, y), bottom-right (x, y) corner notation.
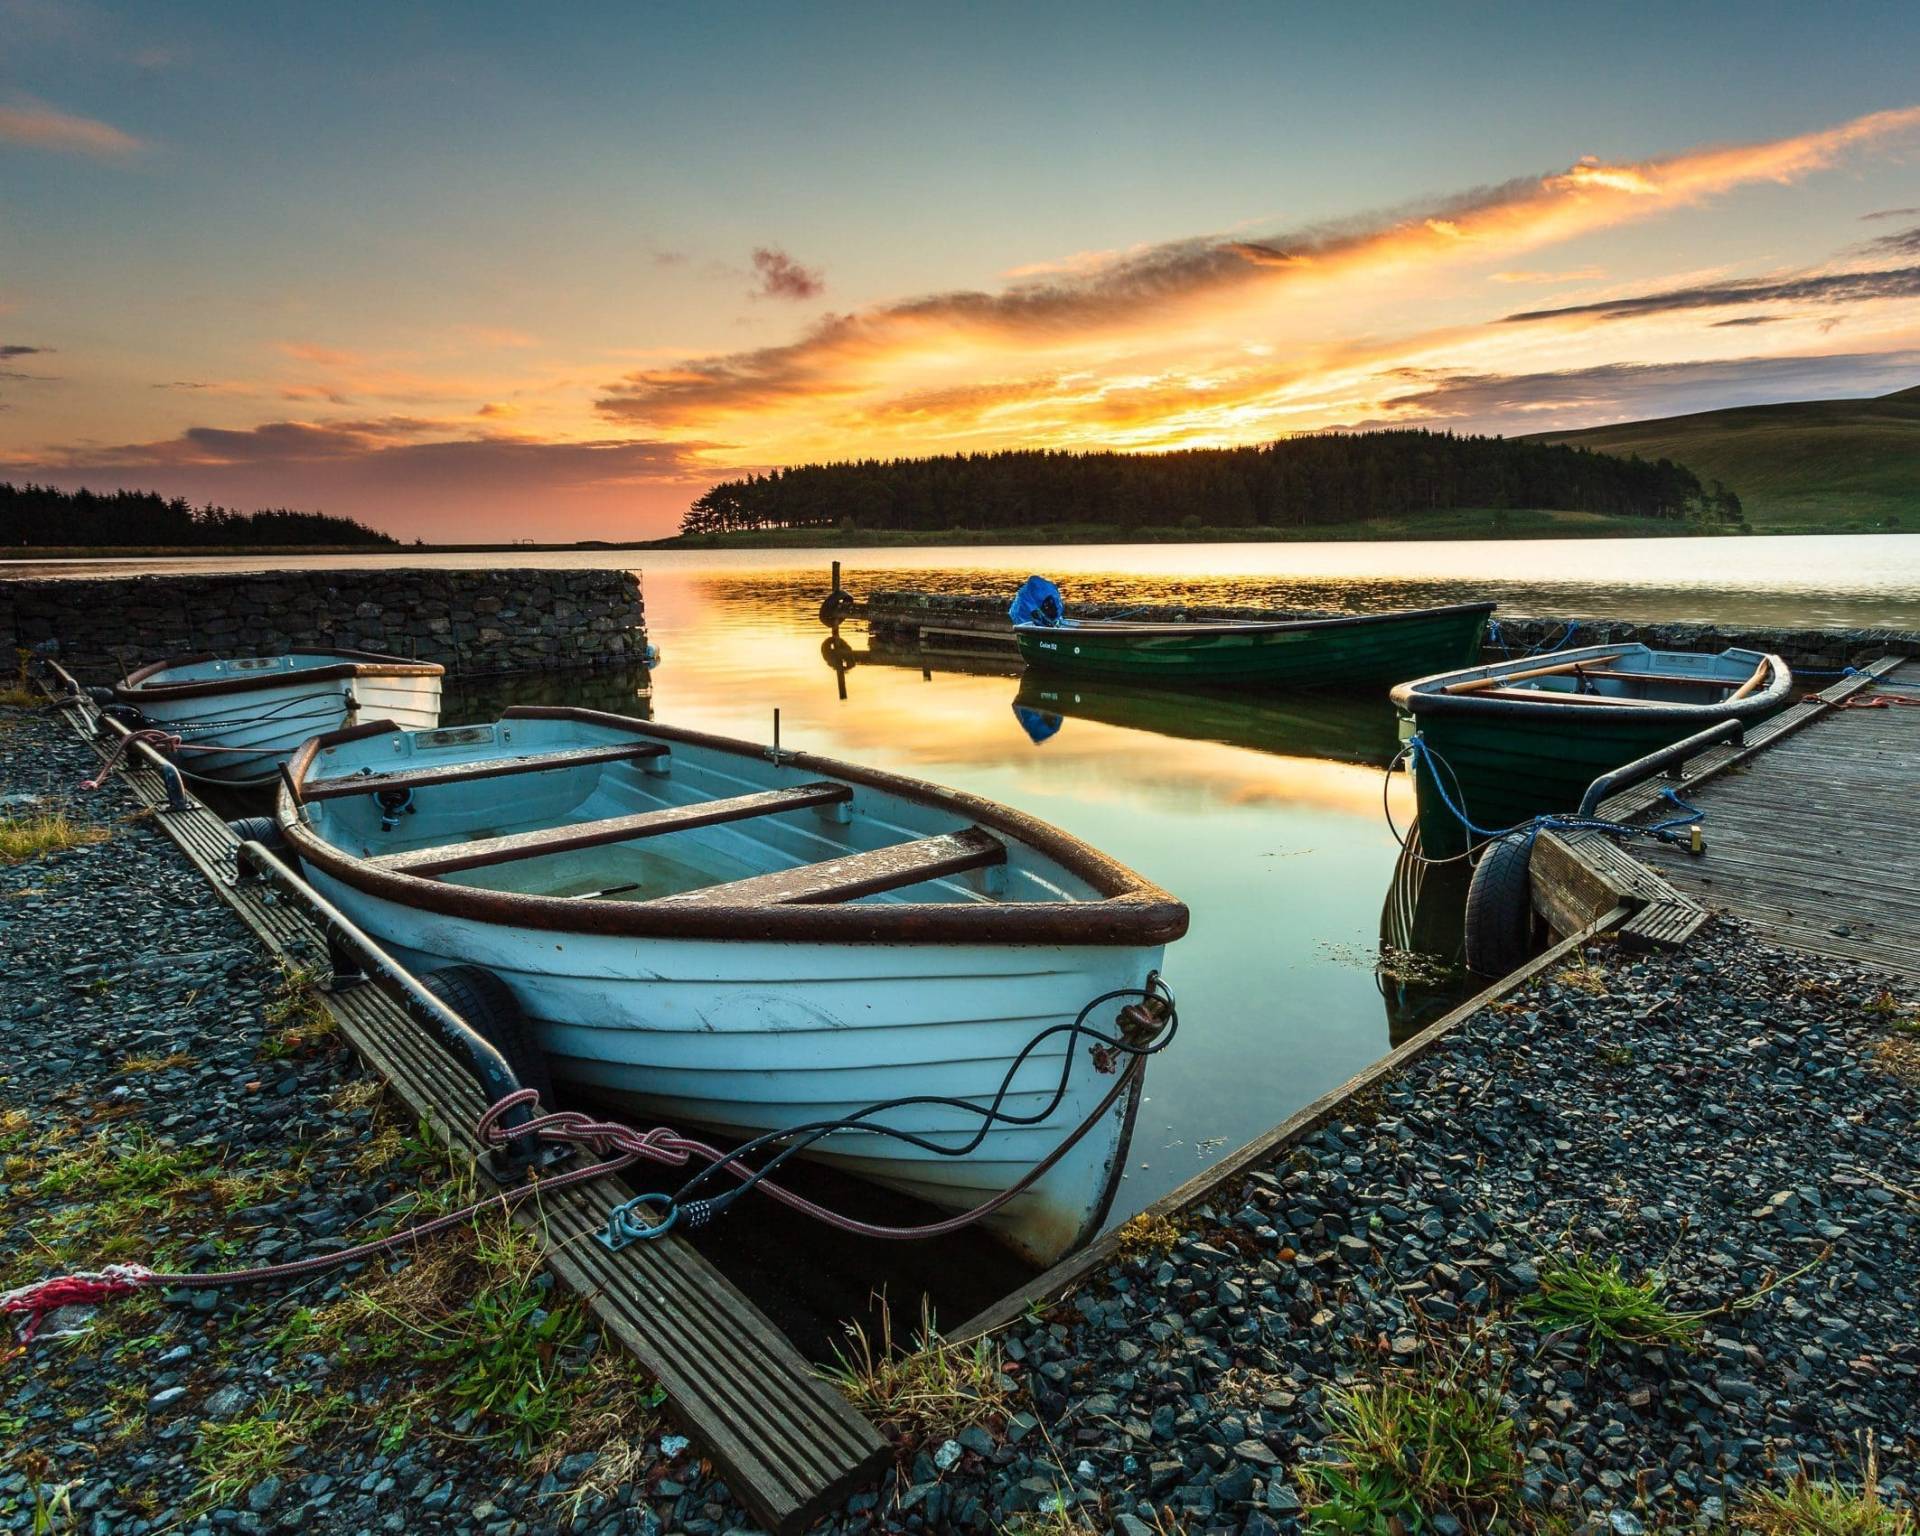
top-left (52, 694), bottom-right (889, 1535)
top-left (1635, 668), bottom-right (1920, 978)
top-left (1536, 656), bottom-right (1920, 980)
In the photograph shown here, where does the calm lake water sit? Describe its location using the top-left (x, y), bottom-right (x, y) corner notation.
top-left (16, 535), bottom-right (1918, 1235)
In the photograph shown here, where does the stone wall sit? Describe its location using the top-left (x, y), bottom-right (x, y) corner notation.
top-left (860, 589), bottom-right (1919, 672)
top-left (0, 567), bottom-right (647, 683)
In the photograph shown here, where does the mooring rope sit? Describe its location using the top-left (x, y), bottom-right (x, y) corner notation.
top-left (3, 981), bottom-right (1178, 1345)
top-left (1384, 735), bottom-right (1705, 862)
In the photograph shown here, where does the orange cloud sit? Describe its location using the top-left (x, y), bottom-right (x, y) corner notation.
top-left (595, 105), bottom-right (1920, 448)
top-left (0, 99), bottom-right (145, 159)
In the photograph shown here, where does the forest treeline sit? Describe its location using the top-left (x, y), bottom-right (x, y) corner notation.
top-left (680, 431), bottom-right (1745, 535)
top-left (0, 483), bottom-right (398, 548)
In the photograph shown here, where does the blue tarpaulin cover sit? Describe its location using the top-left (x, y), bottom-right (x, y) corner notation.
top-left (1008, 575), bottom-right (1066, 627)
top-left (1012, 705), bottom-right (1063, 744)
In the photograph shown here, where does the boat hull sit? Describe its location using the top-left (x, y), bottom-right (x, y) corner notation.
top-left (1015, 603), bottom-right (1491, 686)
top-left (133, 671), bottom-right (442, 787)
top-left (298, 864), bottom-right (1156, 1267)
top-left (1391, 644), bottom-right (1793, 854)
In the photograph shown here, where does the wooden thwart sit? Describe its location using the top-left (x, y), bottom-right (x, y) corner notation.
top-left (659, 825), bottom-right (1006, 907)
top-left (1442, 654), bottom-right (1618, 694)
top-left (370, 782), bottom-right (854, 877)
top-left (54, 697), bottom-right (887, 1535)
top-left (302, 741), bottom-right (667, 800)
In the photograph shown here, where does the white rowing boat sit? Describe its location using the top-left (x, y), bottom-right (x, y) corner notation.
top-left (113, 649), bottom-right (444, 788)
top-left (275, 706), bottom-right (1188, 1264)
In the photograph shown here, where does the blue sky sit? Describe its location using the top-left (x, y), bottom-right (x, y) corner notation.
top-left (4, 0), bottom-right (1919, 535)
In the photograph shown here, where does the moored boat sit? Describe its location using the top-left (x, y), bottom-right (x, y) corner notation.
top-left (275, 706), bottom-right (1188, 1266)
top-left (114, 648), bottom-right (443, 788)
top-left (1009, 578), bottom-right (1494, 687)
top-left (1390, 643), bottom-right (1793, 854)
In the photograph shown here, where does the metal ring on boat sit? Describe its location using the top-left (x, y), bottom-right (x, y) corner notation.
top-left (598, 1193), bottom-right (679, 1252)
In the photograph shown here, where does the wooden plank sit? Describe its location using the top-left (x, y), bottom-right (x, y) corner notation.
top-left (369, 782), bottom-right (854, 877)
top-left (57, 697), bottom-right (889, 1534)
top-left (302, 741), bottom-right (667, 800)
top-left (958, 905), bottom-right (1634, 1342)
top-left (659, 826), bottom-right (1005, 907)
top-left (1477, 687), bottom-right (1666, 708)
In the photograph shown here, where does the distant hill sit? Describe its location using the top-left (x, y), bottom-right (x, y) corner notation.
top-left (1531, 385), bottom-right (1920, 532)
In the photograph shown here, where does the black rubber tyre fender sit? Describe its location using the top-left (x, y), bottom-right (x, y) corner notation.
top-left (227, 815), bottom-right (286, 852)
top-left (1463, 832), bottom-right (1538, 977)
top-left (419, 963), bottom-right (556, 1110)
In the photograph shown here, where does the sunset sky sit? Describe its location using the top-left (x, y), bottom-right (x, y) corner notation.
top-left (4, 1), bottom-right (1920, 540)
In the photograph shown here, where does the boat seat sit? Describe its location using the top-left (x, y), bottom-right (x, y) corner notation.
top-left (656, 826), bottom-right (1006, 907)
top-left (1479, 687), bottom-right (1668, 707)
top-left (367, 782), bottom-right (855, 877)
top-left (301, 742), bottom-right (668, 801)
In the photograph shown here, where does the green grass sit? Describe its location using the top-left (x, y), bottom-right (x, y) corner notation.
top-left (191, 1390), bottom-right (335, 1509)
top-left (649, 506), bottom-right (1695, 550)
top-left (824, 1295), bottom-right (1011, 1440)
top-left (1535, 385), bottom-right (1920, 533)
top-left (1519, 1251), bottom-right (1703, 1361)
top-left (1299, 1365), bottom-right (1524, 1535)
top-left (0, 812), bottom-right (106, 864)
top-left (1735, 1446), bottom-right (1913, 1536)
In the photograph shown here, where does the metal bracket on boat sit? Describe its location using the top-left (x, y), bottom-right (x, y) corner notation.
top-left (233, 838), bottom-right (551, 1180)
top-left (764, 707), bottom-right (797, 766)
top-left (1576, 717), bottom-right (1746, 816)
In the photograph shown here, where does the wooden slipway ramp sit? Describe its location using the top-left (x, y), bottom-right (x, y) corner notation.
top-left (51, 690), bottom-right (888, 1535)
top-left (1533, 655), bottom-right (1920, 980)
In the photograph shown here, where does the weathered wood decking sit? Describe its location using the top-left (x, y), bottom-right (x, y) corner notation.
top-left (1634, 660), bottom-right (1920, 978)
top-left (1534, 656), bottom-right (1920, 979)
top-left (50, 690), bottom-right (889, 1535)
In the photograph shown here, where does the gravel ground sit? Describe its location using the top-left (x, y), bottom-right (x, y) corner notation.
top-left (5, 699), bottom-right (1916, 1536)
top-left (0, 706), bottom-right (738, 1536)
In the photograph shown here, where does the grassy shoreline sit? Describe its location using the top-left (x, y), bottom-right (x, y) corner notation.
top-left (0, 507), bottom-right (1773, 562)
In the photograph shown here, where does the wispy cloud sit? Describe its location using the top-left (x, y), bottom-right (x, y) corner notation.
top-left (750, 247), bottom-right (824, 301)
top-left (1501, 265), bottom-right (1920, 323)
top-left (1362, 351), bottom-right (1920, 431)
top-left (1865, 224), bottom-right (1920, 256)
top-left (1862, 205), bottom-right (1920, 221)
top-left (598, 105), bottom-right (1920, 432)
top-left (0, 343), bottom-right (48, 359)
top-left (0, 98), bottom-right (145, 159)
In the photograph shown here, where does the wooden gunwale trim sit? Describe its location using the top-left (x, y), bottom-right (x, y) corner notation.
top-left (278, 708), bottom-right (1190, 946)
top-left (956, 904), bottom-right (1631, 1342)
top-left (301, 741), bottom-right (668, 801)
top-left (1013, 598), bottom-right (1496, 640)
top-left (369, 782), bottom-right (855, 877)
top-left (115, 645), bottom-right (443, 702)
top-left (1391, 646), bottom-right (1792, 723)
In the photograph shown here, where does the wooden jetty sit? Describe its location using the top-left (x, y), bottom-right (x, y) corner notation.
top-left (1530, 655), bottom-right (1919, 977)
top-left (47, 687), bottom-right (888, 1535)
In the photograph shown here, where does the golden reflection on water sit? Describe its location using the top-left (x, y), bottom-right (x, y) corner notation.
top-left (563, 566), bottom-right (1438, 1221)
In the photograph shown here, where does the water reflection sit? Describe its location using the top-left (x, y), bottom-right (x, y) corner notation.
top-left (1377, 830), bottom-right (1473, 1045)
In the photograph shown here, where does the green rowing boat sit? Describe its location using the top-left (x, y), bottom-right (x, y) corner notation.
top-left (1390, 642), bottom-right (1793, 855)
top-left (1012, 599), bottom-right (1495, 688)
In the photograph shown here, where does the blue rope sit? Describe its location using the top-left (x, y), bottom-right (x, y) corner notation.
top-left (1405, 734), bottom-right (1703, 849)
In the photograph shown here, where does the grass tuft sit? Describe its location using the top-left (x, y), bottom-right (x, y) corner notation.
top-left (1519, 1251), bottom-right (1702, 1361)
top-left (825, 1295), bottom-right (1010, 1441)
top-left (0, 811), bottom-right (106, 864)
top-left (191, 1390), bottom-right (331, 1510)
top-left (259, 961), bottom-right (338, 1058)
top-left (1114, 1210), bottom-right (1181, 1261)
top-left (1299, 1361), bottom-right (1522, 1535)
top-left (1735, 1443), bottom-right (1913, 1536)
